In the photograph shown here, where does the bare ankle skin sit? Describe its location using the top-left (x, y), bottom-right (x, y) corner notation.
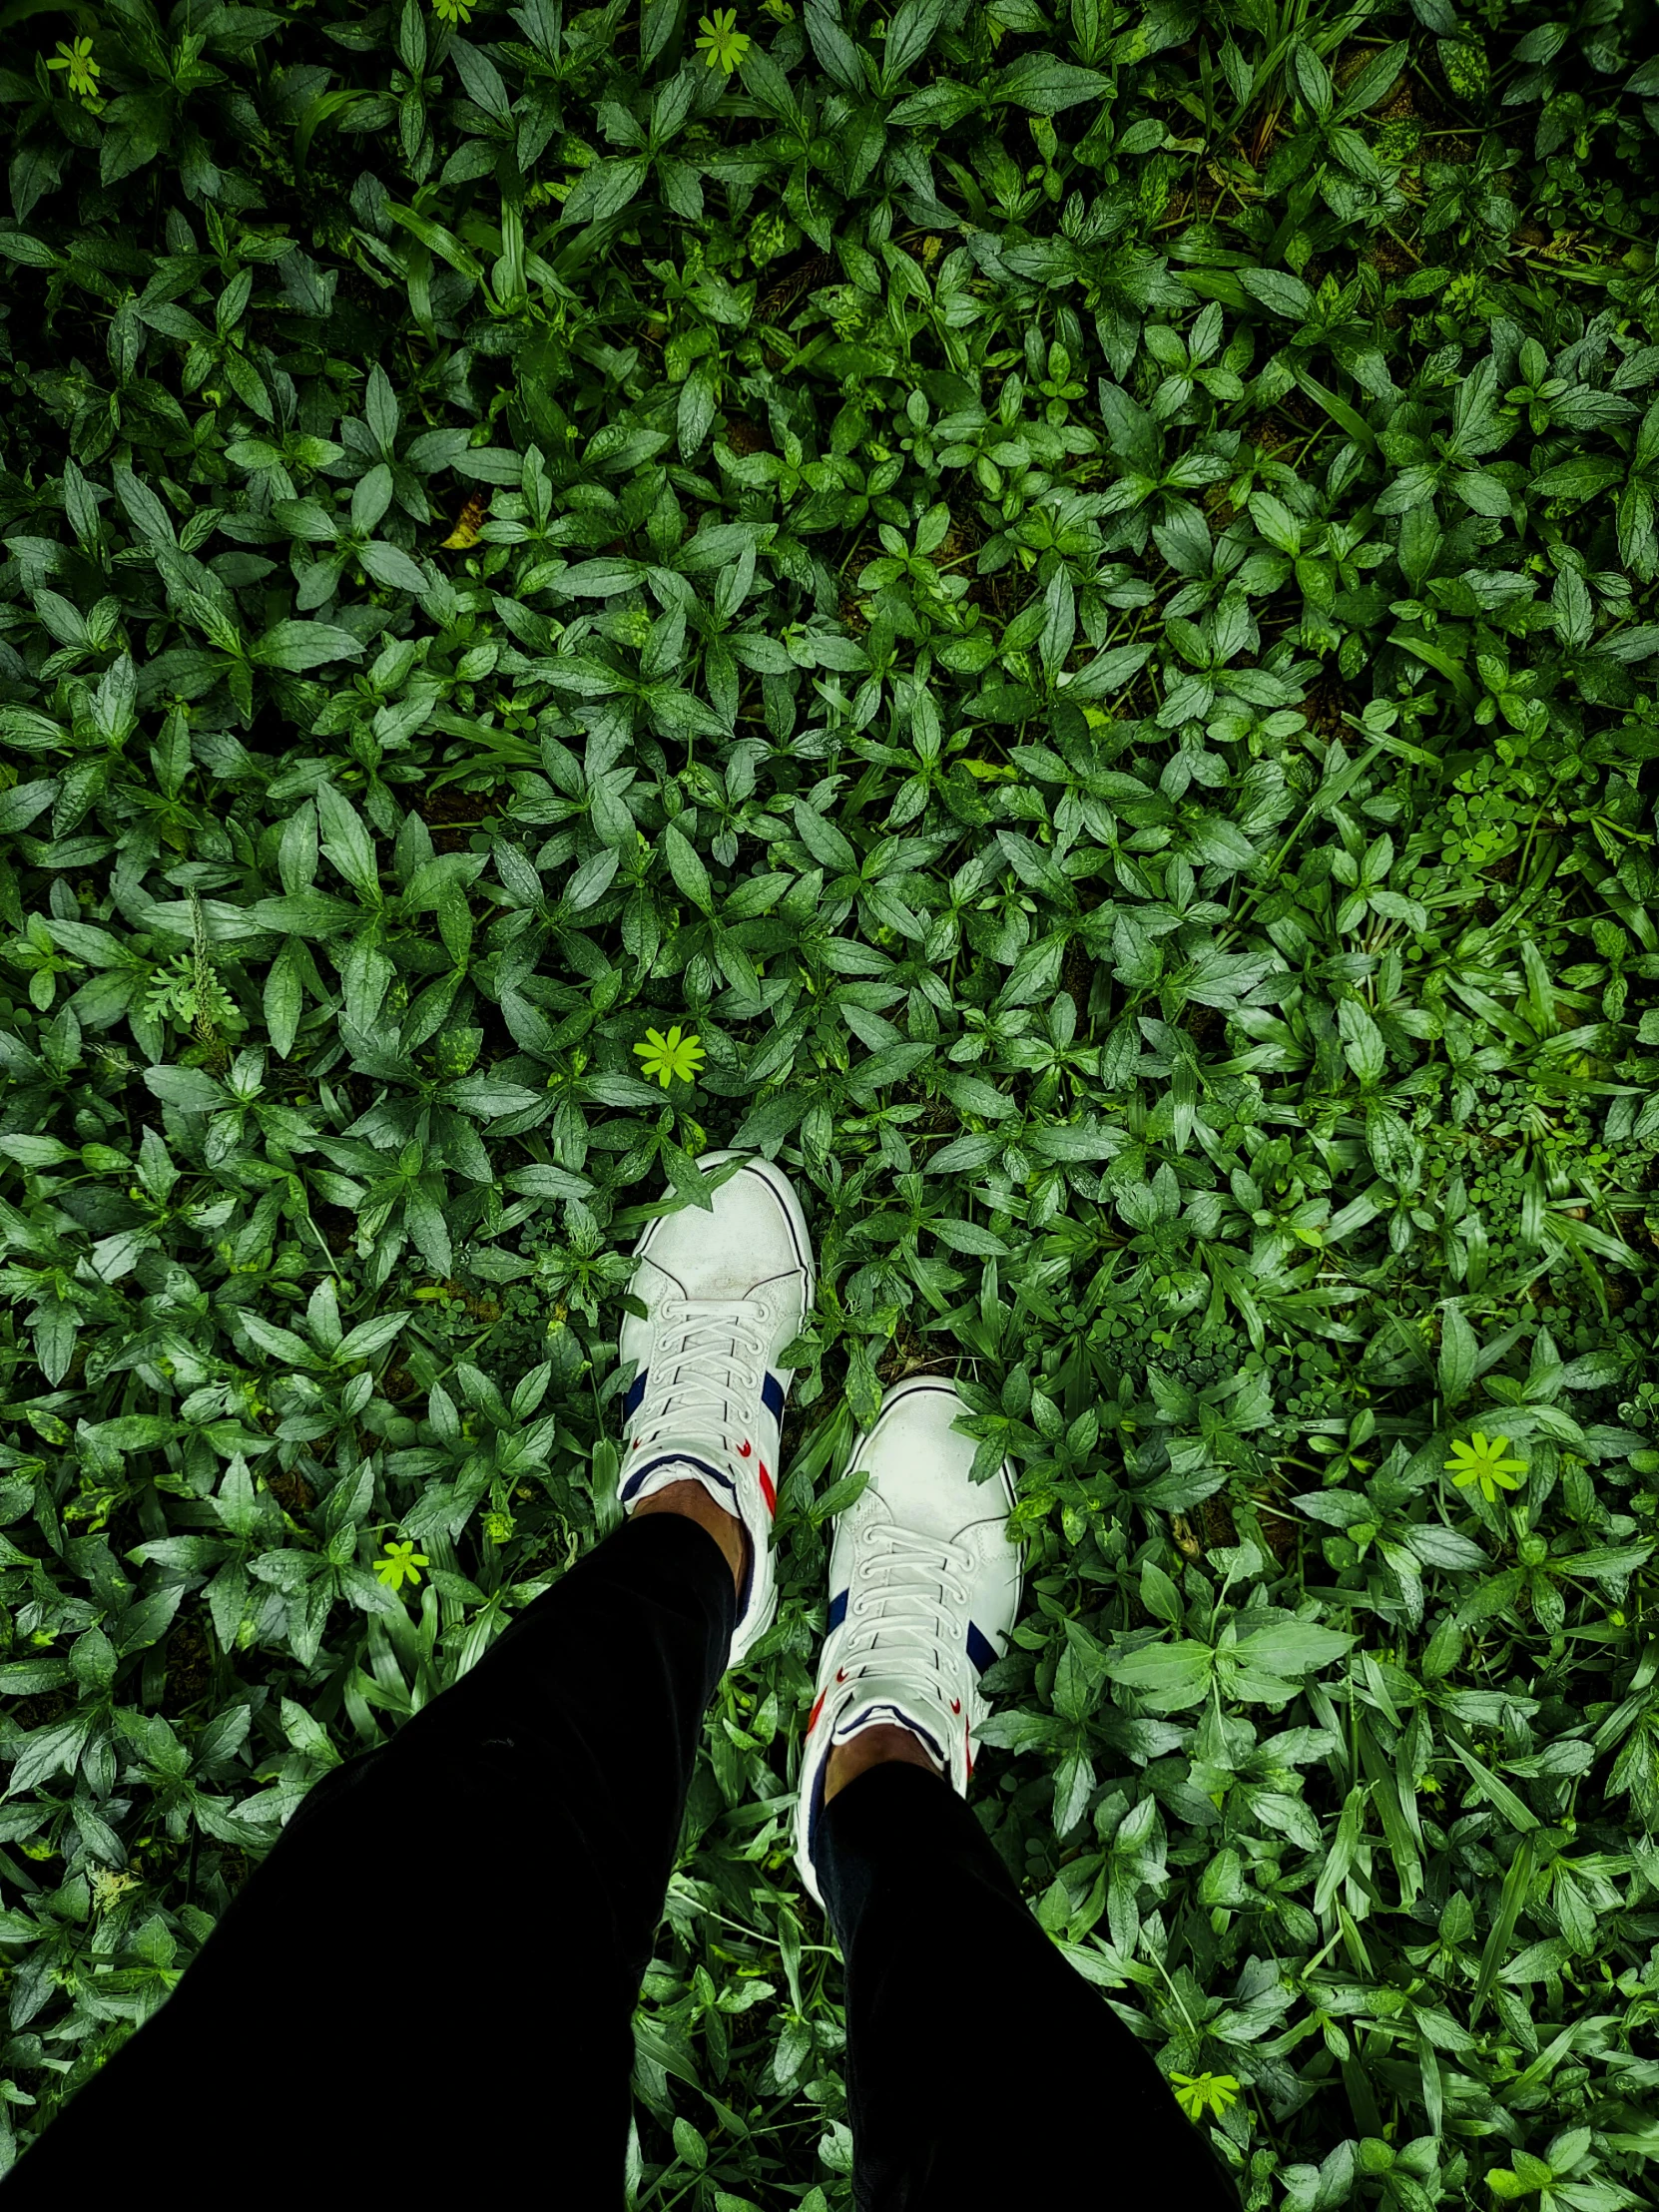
top-left (824, 1723), bottom-right (942, 1805)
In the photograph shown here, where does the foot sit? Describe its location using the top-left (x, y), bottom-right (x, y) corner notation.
top-left (792, 1378), bottom-right (1023, 1912)
top-left (616, 1150), bottom-right (814, 1670)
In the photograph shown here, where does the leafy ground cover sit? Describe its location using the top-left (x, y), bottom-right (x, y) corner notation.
top-left (4, 0), bottom-right (1659, 2199)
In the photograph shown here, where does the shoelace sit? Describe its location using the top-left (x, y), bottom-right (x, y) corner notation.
top-left (634, 1298), bottom-right (770, 1463)
top-left (838, 1523), bottom-right (976, 1723)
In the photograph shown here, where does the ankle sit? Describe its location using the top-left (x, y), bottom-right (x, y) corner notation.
top-left (633, 1478), bottom-right (750, 1596)
top-left (824, 1722), bottom-right (942, 1805)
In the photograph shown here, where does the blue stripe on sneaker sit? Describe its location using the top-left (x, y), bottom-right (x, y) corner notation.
top-left (827, 1588), bottom-right (847, 1633)
top-left (849, 1702), bottom-right (945, 1763)
top-left (623, 1370), bottom-right (648, 1420)
top-left (762, 1372), bottom-right (785, 1421)
top-left (623, 1450), bottom-right (737, 1508)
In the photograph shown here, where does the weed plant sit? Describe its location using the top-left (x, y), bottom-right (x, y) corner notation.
top-left (4, 0), bottom-right (1659, 2201)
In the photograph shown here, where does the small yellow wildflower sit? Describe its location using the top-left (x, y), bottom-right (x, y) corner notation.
top-left (695, 8), bottom-right (751, 72)
top-left (48, 37), bottom-right (101, 100)
top-left (375, 1538), bottom-right (431, 1593)
top-left (634, 1024), bottom-right (707, 1088)
top-left (1443, 1431), bottom-right (1528, 1504)
top-left (1170, 2071), bottom-right (1241, 2122)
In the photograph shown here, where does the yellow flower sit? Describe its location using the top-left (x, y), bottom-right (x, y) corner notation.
top-left (375, 1538), bottom-right (430, 1592)
top-left (695, 7), bottom-right (751, 72)
top-left (47, 37), bottom-right (101, 100)
top-left (634, 1024), bottom-right (706, 1088)
top-left (1443, 1431), bottom-right (1528, 1504)
top-left (1170, 2071), bottom-right (1241, 2122)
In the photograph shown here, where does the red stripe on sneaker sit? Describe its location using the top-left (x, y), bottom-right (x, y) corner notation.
top-left (808, 1688), bottom-right (828, 1733)
top-left (759, 1461), bottom-right (776, 1516)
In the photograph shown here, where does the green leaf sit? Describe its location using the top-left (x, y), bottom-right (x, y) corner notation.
top-left (335, 1311), bottom-right (412, 1363)
top-left (1437, 1303), bottom-right (1477, 1404)
top-left (238, 1311), bottom-right (317, 1365)
top-left (315, 782), bottom-right (380, 897)
top-left (805, 0), bottom-right (863, 89)
top-left (1240, 267), bottom-right (1314, 320)
top-left (0, 781), bottom-right (59, 835)
top-left (450, 35), bottom-right (512, 119)
top-left (440, 1077), bottom-right (547, 1116)
top-left (880, 0), bottom-right (948, 83)
top-left (1228, 1618), bottom-right (1355, 1685)
top-left (793, 800), bottom-right (856, 872)
top-left (559, 558), bottom-right (648, 597)
top-left (143, 1065), bottom-right (230, 1113)
top-left (0, 1134), bottom-right (78, 1167)
top-left (359, 540), bottom-right (429, 594)
top-left (990, 53), bottom-right (1110, 112)
top-left (265, 936), bottom-right (306, 1059)
top-left (0, 230), bottom-right (61, 269)
top-left (248, 892), bottom-right (360, 937)
top-left (1338, 998), bottom-right (1386, 1084)
top-left (561, 157), bottom-right (650, 227)
top-left (250, 621), bottom-right (367, 672)
top-left (1100, 1638), bottom-right (1215, 1711)
top-left (929, 1216), bottom-right (1010, 1257)
top-left (505, 1164), bottom-right (595, 1201)
top-left (678, 360), bottom-right (720, 460)
top-left (1530, 456), bottom-right (1622, 501)
top-left (664, 821), bottom-right (715, 912)
top-left (385, 200), bottom-right (485, 280)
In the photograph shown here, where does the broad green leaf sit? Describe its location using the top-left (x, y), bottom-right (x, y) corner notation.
top-left (250, 621), bottom-right (367, 672)
top-left (144, 1065), bottom-right (230, 1113)
top-left (1437, 1303), bottom-right (1477, 1404)
top-left (1338, 998), bottom-right (1386, 1084)
top-left (881, 0), bottom-right (948, 81)
top-left (440, 1077), bottom-right (546, 1116)
top-left (238, 1311), bottom-right (318, 1365)
top-left (561, 157), bottom-right (649, 227)
top-left (0, 781), bottom-right (58, 835)
top-left (664, 821), bottom-right (715, 912)
top-left (793, 800), bottom-right (855, 872)
top-left (991, 53), bottom-right (1109, 112)
top-left (1241, 267), bottom-right (1313, 319)
top-left (316, 783), bottom-right (380, 897)
top-left (1100, 1638), bottom-right (1215, 1711)
top-left (1228, 1619), bottom-right (1355, 1680)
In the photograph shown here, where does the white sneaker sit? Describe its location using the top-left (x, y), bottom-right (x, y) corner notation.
top-left (792, 1379), bottom-right (1023, 1911)
top-left (616, 1149), bottom-right (814, 1669)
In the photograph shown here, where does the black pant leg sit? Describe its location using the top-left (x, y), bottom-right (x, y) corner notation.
top-left (3, 1514), bottom-right (733, 2206)
top-left (817, 1763), bottom-right (1243, 2212)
